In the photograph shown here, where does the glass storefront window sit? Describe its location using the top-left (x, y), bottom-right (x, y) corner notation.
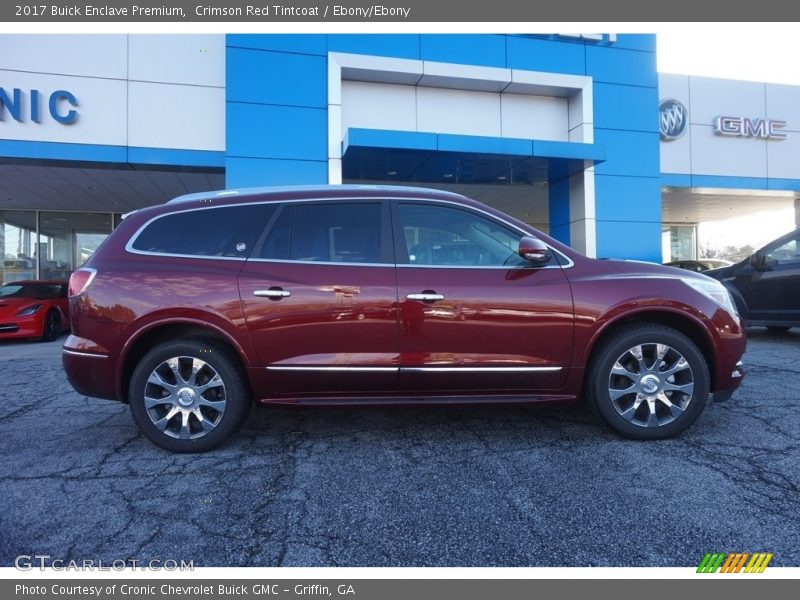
top-left (661, 224), bottom-right (697, 262)
top-left (1, 210), bottom-right (37, 284)
top-left (38, 212), bottom-right (112, 280)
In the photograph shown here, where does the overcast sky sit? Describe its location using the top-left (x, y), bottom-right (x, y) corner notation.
top-left (657, 29), bottom-right (800, 85)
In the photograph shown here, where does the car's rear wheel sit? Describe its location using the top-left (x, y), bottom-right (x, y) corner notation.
top-left (129, 338), bottom-right (251, 452)
top-left (40, 310), bottom-right (60, 342)
top-left (586, 325), bottom-right (710, 440)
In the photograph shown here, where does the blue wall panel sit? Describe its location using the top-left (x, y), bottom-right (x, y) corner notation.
top-left (223, 33), bottom-right (668, 260)
top-left (594, 174), bottom-right (662, 222)
top-left (593, 83), bottom-right (659, 132)
top-left (226, 47), bottom-right (327, 108)
top-left (419, 34), bottom-right (506, 68)
top-left (0, 139), bottom-right (127, 163)
top-left (226, 157), bottom-right (327, 187)
top-left (596, 220), bottom-right (663, 262)
top-left (593, 129), bottom-right (660, 178)
top-left (328, 34), bottom-right (420, 59)
top-left (609, 34), bottom-right (657, 53)
top-left (227, 34), bottom-right (327, 56)
top-left (585, 45), bottom-right (658, 88)
top-left (548, 178), bottom-right (571, 246)
top-left (506, 36), bottom-right (586, 76)
top-left (227, 103), bottom-right (327, 161)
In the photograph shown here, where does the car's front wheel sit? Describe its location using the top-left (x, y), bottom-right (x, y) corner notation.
top-left (586, 325), bottom-right (710, 440)
top-left (40, 309), bottom-right (60, 342)
top-left (129, 338), bottom-right (252, 452)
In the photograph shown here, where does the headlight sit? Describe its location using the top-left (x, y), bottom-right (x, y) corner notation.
top-left (682, 278), bottom-right (737, 315)
top-left (16, 304), bottom-right (42, 317)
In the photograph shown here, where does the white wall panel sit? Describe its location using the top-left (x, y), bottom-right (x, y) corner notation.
top-left (129, 35), bottom-right (224, 87)
top-left (416, 87), bottom-right (501, 137)
top-left (501, 94), bottom-right (568, 141)
top-left (0, 69), bottom-right (126, 145)
top-left (660, 130), bottom-right (692, 174)
top-left (341, 81), bottom-right (416, 135)
top-left (658, 73), bottom-right (692, 174)
top-left (690, 124), bottom-right (767, 178)
top-left (765, 83), bottom-right (800, 133)
top-left (658, 73), bottom-right (689, 107)
top-left (689, 77), bottom-right (765, 126)
top-left (568, 124), bottom-right (592, 143)
top-left (0, 35), bottom-right (127, 79)
top-left (128, 82), bottom-right (224, 151)
top-left (766, 133), bottom-right (800, 179)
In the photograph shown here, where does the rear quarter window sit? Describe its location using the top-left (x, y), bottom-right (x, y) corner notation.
top-left (130, 204), bottom-right (277, 258)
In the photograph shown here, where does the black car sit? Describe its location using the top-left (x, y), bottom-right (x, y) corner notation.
top-left (706, 228), bottom-right (800, 331)
top-left (666, 259), bottom-right (732, 273)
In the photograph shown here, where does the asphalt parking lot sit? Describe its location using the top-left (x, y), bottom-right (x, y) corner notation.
top-left (0, 329), bottom-right (798, 567)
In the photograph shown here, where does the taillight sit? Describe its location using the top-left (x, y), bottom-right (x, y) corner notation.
top-left (68, 268), bottom-right (97, 297)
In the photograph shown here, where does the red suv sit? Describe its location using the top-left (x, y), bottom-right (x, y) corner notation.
top-left (63, 186), bottom-right (745, 452)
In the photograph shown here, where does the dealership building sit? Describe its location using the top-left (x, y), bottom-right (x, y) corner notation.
top-left (1, 33), bottom-right (799, 283)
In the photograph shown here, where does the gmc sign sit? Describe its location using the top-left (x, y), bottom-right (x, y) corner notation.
top-left (713, 116), bottom-right (787, 139)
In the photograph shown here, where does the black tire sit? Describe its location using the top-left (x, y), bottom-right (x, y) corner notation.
top-left (766, 326), bottom-right (791, 333)
top-left (40, 310), bottom-right (60, 342)
top-left (129, 337), bottom-right (252, 452)
top-left (585, 324), bottom-right (710, 440)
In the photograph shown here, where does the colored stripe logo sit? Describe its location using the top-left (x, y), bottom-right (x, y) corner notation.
top-left (697, 552), bottom-right (773, 573)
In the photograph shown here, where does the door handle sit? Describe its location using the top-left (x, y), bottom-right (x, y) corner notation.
top-left (254, 288), bottom-right (291, 299)
top-left (406, 292), bottom-right (445, 302)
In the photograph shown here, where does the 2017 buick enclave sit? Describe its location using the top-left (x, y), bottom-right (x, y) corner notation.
top-left (63, 186), bottom-right (745, 452)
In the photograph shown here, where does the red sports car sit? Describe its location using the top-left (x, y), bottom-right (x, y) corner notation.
top-left (0, 280), bottom-right (69, 342)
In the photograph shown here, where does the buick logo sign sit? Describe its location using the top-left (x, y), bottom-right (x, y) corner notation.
top-left (659, 99), bottom-right (688, 140)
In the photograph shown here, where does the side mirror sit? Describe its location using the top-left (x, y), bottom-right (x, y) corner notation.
top-left (518, 236), bottom-right (551, 264)
top-left (749, 252), bottom-right (766, 271)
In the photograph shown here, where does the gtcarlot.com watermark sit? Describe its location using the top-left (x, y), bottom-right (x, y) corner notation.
top-left (14, 554), bottom-right (194, 571)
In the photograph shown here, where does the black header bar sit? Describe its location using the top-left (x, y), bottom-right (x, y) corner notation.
top-left (3, 0), bottom-right (800, 22)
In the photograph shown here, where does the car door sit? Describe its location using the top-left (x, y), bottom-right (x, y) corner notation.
top-left (392, 201), bottom-right (574, 394)
top-left (238, 200), bottom-right (400, 396)
top-left (745, 230), bottom-right (800, 324)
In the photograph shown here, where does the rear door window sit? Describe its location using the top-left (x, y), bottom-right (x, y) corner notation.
top-left (259, 202), bottom-right (387, 264)
top-left (130, 204), bottom-right (277, 258)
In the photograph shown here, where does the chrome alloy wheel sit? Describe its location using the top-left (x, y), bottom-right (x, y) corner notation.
top-left (607, 343), bottom-right (695, 428)
top-left (143, 356), bottom-right (227, 440)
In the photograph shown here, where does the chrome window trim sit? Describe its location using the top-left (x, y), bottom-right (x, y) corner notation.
top-left (124, 250), bottom-right (246, 261)
top-left (62, 349), bottom-right (109, 359)
top-left (395, 264), bottom-right (560, 270)
top-left (124, 195), bottom-right (575, 269)
top-left (124, 202), bottom-right (277, 261)
top-left (248, 258), bottom-right (394, 268)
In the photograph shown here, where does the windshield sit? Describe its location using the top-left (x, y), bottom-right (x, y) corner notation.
top-left (0, 283), bottom-right (64, 299)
